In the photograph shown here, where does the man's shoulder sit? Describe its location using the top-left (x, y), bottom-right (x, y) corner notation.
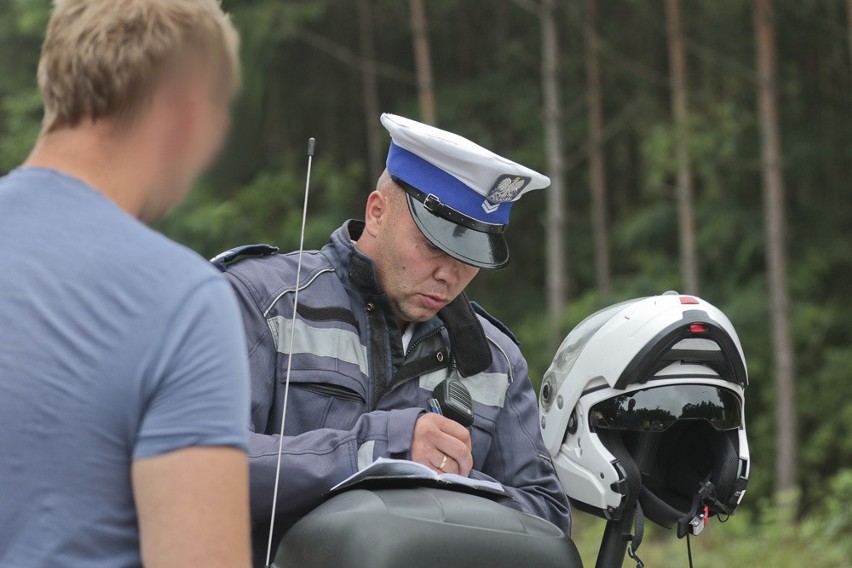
top-left (218, 244), bottom-right (340, 313)
top-left (470, 301), bottom-right (521, 348)
top-left (125, 225), bottom-right (224, 294)
top-left (466, 301), bottom-right (527, 375)
top-left (210, 243), bottom-right (280, 272)
top-left (1, 168), bottom-right (222, 304)
top-left (220, 245), bottom-right (336, 288)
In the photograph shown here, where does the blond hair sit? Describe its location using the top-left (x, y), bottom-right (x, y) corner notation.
top-left (38, 0), bottom-right (240, 133)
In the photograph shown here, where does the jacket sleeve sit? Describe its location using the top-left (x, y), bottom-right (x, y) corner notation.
top-left (224, 269), bottom-right (423, 526)
top-left (247, 410), bottom-right (422, 524)
top-left (468, 351), bottom-right (573, 536)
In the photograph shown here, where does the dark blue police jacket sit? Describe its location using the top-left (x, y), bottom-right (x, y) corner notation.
top-left (219, 221), bottom-right (571, 565)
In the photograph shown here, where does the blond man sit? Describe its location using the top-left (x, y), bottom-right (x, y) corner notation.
top-left (0, 1), bottom-right (251, 566)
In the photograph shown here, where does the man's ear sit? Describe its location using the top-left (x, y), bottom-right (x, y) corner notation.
top-left (363, 190), bottom-right (387, 238)
top-left (151, 79), bottom-right (197, 163)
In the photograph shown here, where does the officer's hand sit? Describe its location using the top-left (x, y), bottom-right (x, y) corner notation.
top-left (411, 413), bottom-right (473, 476)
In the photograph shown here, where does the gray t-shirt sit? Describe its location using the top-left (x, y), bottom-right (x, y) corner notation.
top-left (0, 168), bottom-right (250, 567)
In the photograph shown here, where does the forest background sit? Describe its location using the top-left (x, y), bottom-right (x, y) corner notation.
top-left (1, 0), bottom-right (850, 565)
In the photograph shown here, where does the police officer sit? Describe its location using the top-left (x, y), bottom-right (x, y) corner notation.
top-left (217, 114), bottom-right (572, 565)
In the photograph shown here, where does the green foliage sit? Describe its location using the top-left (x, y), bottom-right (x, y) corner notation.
top-left (0, 0), bottom-right (49, 170)
top-left (0, 88), bottom-right (41, 172)
top-left (572, 474), bottom-right (852, 568)
top-left (158, 160), bottom-right (365, 259)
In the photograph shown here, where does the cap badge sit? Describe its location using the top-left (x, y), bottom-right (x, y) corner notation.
top-left (482, 175), bottom-right (530, 213)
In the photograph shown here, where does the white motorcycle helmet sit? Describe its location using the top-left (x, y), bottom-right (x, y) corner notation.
top-left (539, 292), bottom-right (749, 537)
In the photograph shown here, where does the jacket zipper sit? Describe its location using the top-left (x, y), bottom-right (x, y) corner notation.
top-left (404, 327), bottom-right (444, 357)
top-left (374, 327), bottom-right (449, 403)
top-left (365, 301), bottom-right (387, 410)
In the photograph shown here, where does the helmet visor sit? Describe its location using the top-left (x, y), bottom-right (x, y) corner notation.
top-left (590, 385), bottom-right (742, 432)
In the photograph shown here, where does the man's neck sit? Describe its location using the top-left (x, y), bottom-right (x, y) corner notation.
top-left (24, 124), bottom-right (150, 219)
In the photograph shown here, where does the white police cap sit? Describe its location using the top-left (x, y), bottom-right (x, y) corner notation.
top-left (381, 113), bottom-right (550, 269)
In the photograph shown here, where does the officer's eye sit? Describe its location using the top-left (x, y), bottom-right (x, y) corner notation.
top-left (422, 238), bottom-right (441, 255)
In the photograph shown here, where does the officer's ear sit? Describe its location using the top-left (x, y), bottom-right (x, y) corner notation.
top-left (363, 190), bottom-right (388, 238)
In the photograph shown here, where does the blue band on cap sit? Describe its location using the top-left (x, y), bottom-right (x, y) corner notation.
top-left (386, 141), bottom-right (513, 225)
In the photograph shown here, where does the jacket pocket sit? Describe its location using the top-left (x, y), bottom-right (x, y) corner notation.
top-left (293, 382), bottom-right (366, 404)
top-left (282, 370), bottom-right (368, 433)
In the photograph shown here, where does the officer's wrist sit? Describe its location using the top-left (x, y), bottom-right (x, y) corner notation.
top-left (386, 407), bottom-right (426, 456)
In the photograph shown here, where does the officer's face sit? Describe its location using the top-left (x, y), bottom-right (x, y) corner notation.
top-left (360, 185), bottom-right (479, 325)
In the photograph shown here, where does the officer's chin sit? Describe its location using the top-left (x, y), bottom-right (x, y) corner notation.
top-left (403, 313), bottom-right (437, 325)
top-left (397, 307), bottom-right (438, 326)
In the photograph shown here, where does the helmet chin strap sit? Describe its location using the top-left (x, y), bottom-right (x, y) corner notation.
top-left (626, 477), bottom-right (720, 568)
top-left (625, 480), bottom-right (722, 568)
top-left (626, 503), bottom-right (645, 568)
top-left (676, 475), bottom-right (731, 538)
top-left (678, 477), bottom-right (731, 568)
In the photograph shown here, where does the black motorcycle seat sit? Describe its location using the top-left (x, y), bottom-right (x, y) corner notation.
top-left (275, 487), bottom-right (582, 568)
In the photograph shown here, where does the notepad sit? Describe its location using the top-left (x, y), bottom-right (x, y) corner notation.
top-left (328, 458), bottom-right (507, 499)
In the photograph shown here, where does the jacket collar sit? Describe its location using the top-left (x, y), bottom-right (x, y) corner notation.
top-left (327, 220), bottom-right (383, 296)
top-left (327, 221), bottom-right (492, 377)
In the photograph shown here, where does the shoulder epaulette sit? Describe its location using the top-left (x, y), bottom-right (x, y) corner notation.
top-left (471, 301), bottom-right (521, 347)
top-left (210, 244), bottom-right (279, 272)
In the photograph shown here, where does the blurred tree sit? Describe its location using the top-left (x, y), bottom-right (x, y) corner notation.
top-left (542, 0), bottom-right (568, 344)
top-left (409, 0), bottom-right (437, 125)
top-left (848, 0), bottom-right (852, 72)
top-left (754, 0), bottom-right (797, 500)
top-left (664, 0), bottom-right (699, 295)
top-left (583, 0), bottom-right (612, 297)
top-left (356, 0), bottom-right (382, 183)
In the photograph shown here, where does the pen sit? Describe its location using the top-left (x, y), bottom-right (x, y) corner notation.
top-left (428, 397), bottom-right (442, 415)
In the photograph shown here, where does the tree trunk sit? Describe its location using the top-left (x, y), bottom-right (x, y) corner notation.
top-left (542, 0), bottom-right (567, 344)
top-left (665, 0), bottom-right (699, 295)
top-left (583, 0), bottom-right (611, 297)
top-left (357, 0), bottom-right (382, 183)
top-left (847, 0), bottom-right (852, 74)
top-left (754, 0), bottom-right (798, 499)
top-left (409, 0), bottom-right (437, 125)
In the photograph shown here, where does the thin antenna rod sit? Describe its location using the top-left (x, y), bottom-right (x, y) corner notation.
top-left (265, 137), bottom-right (316, 568)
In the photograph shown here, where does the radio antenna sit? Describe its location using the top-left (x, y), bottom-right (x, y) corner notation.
top-left (265, 137), bottom-right (316, 568)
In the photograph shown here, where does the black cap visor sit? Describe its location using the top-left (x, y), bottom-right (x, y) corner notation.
top-left (405, 193), bottom-right (509, 269)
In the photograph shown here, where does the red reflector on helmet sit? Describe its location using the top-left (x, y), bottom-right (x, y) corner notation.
top-left (680, 296), bottom-right (700, 304)
top-left (689, 323), bottom-right (706, 334)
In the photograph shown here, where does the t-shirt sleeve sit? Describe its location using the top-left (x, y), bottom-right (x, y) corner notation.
top-left (133, 275), bottom-right (251, 460)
